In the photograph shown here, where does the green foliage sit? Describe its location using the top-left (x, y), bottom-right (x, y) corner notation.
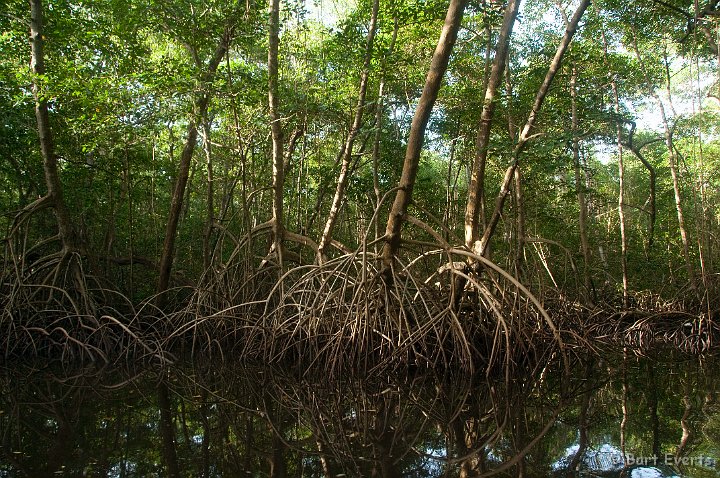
top-left (1, 0), bottom-right (719, 304)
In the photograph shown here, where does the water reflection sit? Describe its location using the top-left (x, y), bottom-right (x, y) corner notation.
top-left (0, 351), bottom-right (718, 477)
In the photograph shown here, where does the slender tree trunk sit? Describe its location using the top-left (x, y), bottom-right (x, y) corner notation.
top-left (317, 0), bottom-right (380, 261)
top-left (157, 31), bottom-right (232, 298)
top-left (621, 121), bottom-right (656, 249)
top-left (464, 0), bottom-right (521, 251)
top-left (475, 0), bottom-right (591, 258)
top-left (570, 67), bottom-right (593, 306)
top-left (620, 349), bottom-right (628, 459)
top-left (676, 388), bottom-right (692, 459)
top-left (477, 9), bottom-right (495, 230)
top-left (693, 53), bottom-right (713, 304)
top-left (567, 361), bottom-right (593, 475)
top-left (381, 0), bottom-right (468, 275)
top-left (202, 118), bottom-right (214, 271)
top-left (631, 27), bottom-right (697, 292)
top-left (504, 58), bottom-right (526, 277)
top-left (647, 363), bottom-right (660, 459)
top-left (200, 391), bottom-right (211, 478)
top-left (372, 18), bottom-right (399, 245)
top-left (123, 146), bottom-right (135, 296)
top-left (226, 51), bottom-right (251, 232)
top-left (444, 133), bottom-right (458, 240)
top-left (613, 83), bottom-right (629, 307)
top-left (268, 0), bottom-right (285, 266)
top-left (29, 0), bottom-right (77, 252)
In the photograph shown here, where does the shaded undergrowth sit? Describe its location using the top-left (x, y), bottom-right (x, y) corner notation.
top-left (2, 222), bottom-right (718, 370)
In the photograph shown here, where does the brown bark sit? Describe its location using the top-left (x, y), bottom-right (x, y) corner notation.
top-left (571, 67), bottom-right (594, 307)
top-left (317, 0), bottom-right (380, 261)
top-left (29, 0), bottom-right (78, 252)
top-left (505, 58), bottom-right (526, 277)
top-left (268, 0), bottom-right (285, 266)
top-left (156, 28), bottom-right (232, 297)
top-left (464, 0), bottom-right (521, 250)
top-left (381, 0), bottom-right (468, 275)
top-left (474, 0), bottom-right (591, 258)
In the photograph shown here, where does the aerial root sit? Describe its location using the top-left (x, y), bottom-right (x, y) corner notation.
top-left (175, 235), bottom-right (567, 374)
top-left (4, 200), bottom-right (715, 366)
top-left (1, 246), bottom-right (167, 363)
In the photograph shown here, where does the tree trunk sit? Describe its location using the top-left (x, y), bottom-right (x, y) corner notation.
top-left (156, 30), bottom-right (232, 298)
top-left (372, 18), bottom-right (399, 245)
top-left (631, 26), bottom-right (697, 292)
top-left (621, 123), bottom-right (657, 249)
top-left (505, 56), bottom-right (526, 277)
top-left (226, 51), bottom-right (251, 231)
top-left (29, 0), bottom-right (78, 252)
top-left (464, 0), bottom-right (520, 251)
top-left (613, 82), bottom-right (629, 308)
top-left (381, 0), bottom-right (468, 275)
top-left (571, 67), bottom-right (594, 307)
top-left (474, 0), bottom-right (591, 258)
top-left (202, 118), bottom-right (214, 271)
top-left (268, 0), bottom-right (285, 266)
top-left (317, 0), bottom-right (380, 261)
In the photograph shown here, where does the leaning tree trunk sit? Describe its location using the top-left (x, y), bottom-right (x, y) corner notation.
top-left (156, 30), bottom-right (233, 298)
top-left (464, 0), bottom-right (521, 251)
top-left (504, 57), bottom-right (526, 277)
top-left (201, 117), bottom-right (214, 271)
top-left (29, 0), bottom-right (77, 253)
top-left (474, 0), bottom-right (591, 258)
top-left (454, 5), bottom-right (521, 307)
top-left (317, 0), bottom-right (380, 261)
top-left (381, 0), bottom-right (468, 276)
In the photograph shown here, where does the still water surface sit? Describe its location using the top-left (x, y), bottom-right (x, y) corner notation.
top-left (1, 349), bottom-right (718, 477)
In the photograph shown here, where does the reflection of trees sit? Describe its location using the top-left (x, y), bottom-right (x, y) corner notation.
top-left (1, 352), bottom-right (719, 476)
top-left (545, 352), bottom-right (720, 477)
top-left (0, 365), bottom-right (164, 476)
top-left (0, 361), bottom-right (563, 476)
top-left (158, 382), bottom-right (180, 478)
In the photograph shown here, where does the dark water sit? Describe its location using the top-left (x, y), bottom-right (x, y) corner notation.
top-left (1, 349), bottom-right (718, 477)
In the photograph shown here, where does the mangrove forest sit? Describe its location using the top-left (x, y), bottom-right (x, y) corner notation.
top-left (3, 0), bottom-right (720, 475)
